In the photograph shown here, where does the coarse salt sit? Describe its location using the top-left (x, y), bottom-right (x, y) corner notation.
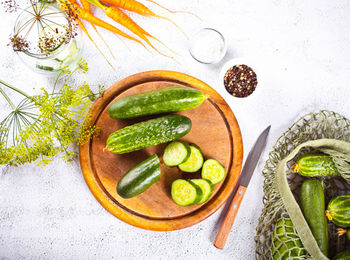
top-left (189, 28), bottom-right (226, 64)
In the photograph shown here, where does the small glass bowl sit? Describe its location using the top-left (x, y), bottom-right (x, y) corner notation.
top-left (13, 4), bottom-right (83, 74)
top-left (188, 28), bottom-right (227, 64)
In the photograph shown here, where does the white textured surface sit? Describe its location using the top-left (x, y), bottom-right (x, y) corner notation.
top-left (1, 0), bottom-right (350, 259)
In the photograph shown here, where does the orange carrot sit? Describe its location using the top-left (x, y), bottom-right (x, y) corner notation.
top-left (100, 0), bottom-right (188, 39)
top-left (79, 0), bottom-right (115, 58)
top-left (60, 0), bottom-right (114, 68)
top-left (146, 0), bottom-right (202, 21)
top-left (89, 0), bottom-right (174, 58)
top-left (80, 0), bottom-right (91, 11)
top-left (58, 0), bottom-right (147, 48)
top-left (76, 19), bottom-right (115, 69)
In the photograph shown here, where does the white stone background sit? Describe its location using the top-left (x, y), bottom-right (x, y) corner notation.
top-left (1, 0), bottom-right (350, 259)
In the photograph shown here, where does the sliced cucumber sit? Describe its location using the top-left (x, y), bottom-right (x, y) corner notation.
top-left (189, 179), bottom-right (213, 204)
top-left (171, 179), bottom-right (202, 206)
top-left (36, 64), bottom-right (54, 71)
top-left (163, 141), bottom-right (191, 166)
top-left (39, 24), bottom-right (68, 53)
top-left (201, 159), bottom-right (226, 185)
top-left (178, 145), bottom-right (204, 172)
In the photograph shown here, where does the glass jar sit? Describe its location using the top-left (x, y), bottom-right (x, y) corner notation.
top-left (13, 3), bottom-right (83, 74)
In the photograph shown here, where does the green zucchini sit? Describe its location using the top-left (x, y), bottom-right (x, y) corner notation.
top-left (117, 154), bottom-right (160, 198)
top-left (326, 195), bottom-right (350, 228)
top-left (272, 217), bottom-right (307, 260)
top-left (171, 179), bottom-right (202, 206)
top-left (163, 141), bottom-right (191, 166)
top-left (299, 179), bottom-right (329, 256)
top-left (201, 159), bottom-right (226, 185)
top-left (178, 145), bottom-right (204, 173)
top-left (332, 250), bottom-right (350, 260)
top-left (106, 115), bottom-right (192, 154)
top-left (292, 153), bottom-right (339, 177)
top-left (108, 86), bottom-right (207, 119)
top-left (189, 179), bottom-right (213, 204)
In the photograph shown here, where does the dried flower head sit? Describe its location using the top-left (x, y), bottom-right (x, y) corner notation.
top-left (2, 0), bottom-right (19, 12)
top-left (8, 0), bottom-right (76, 54)
top-left (9, 34), bottom-right (30, 52)
top-left (58, 0), bottom-right (78, 21)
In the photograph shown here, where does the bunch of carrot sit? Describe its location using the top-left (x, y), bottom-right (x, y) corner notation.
top-left (58, 0), bottom-right (198, 68)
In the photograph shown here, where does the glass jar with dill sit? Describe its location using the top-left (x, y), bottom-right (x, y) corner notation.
top-left (11, 1), bottom-right (83, 74)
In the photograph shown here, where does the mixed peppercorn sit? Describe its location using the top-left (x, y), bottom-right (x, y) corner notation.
top-left (224, 64), bottom-right (257, 98)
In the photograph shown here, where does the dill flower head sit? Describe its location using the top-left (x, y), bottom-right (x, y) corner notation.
top-left (0, 59), bottom-right (102, 166)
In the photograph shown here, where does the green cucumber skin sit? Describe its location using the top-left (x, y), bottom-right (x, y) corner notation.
top-left (332, 250), bottom-right (350, 260)
top-left (294, 154), bottom-right (339, 177)
top-left (107, 115), bottom-right (192, 154)
top-left (300, 179), bottom-right (329, 257)
top-left (327, 195), bottom-right (350, 228)
top-left (272, 217), bottom-right (307, 260)
top-left (117, 154), bottom-right (160, 198)
top-left (189, 181), bottom-right (203, 205)
top-left (189, 179), bottom-right (213, 204)
top-left (108, 86), bottom-right (206, 119)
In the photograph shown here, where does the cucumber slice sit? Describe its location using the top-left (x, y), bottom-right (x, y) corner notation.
top-left (163, 141), bottom-right (191, 166)
top-left (39, 24), bottom-right (68, 53)
top-left (36, 64), bottom-right (54, 71)
top-left (201, 159), bottom-right (226, 185)
top-left (171, 179), bottom-right (202, 206)
top-left (178, 145), bottom-right (204, 172)
top-left (189, 179), bottom-right (213, 204)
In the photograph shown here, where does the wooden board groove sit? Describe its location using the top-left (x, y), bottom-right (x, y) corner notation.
top-left (79, 71), bottom-right (243, 231)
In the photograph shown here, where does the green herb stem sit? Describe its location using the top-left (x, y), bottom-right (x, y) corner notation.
top-left (0, 87), bottom-right (16, 110)
top-left (52, 71), bottom-right (63, 94)
top-left (0, 80), bottom-right (31, 99)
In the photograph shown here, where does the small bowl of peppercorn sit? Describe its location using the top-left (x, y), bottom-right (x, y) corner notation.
top-left (219, 58), bottom-right (259, 98)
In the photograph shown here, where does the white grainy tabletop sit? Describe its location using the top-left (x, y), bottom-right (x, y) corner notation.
top-left (1, 0), bottom-right (350, 259)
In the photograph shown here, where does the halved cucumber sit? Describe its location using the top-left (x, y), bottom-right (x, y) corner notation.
top-left (189, 179), bottom-right (213, 204)
top-left (171, 179), bottom-right (202, 206)
top-left (39, 24), bottom-right (68, 53)
top-left (163, 141), bottom-right (191, 166)
top-left (201, 159), bottom-right (226, 185)
top-left (178, 145), bottom-right (204, 172)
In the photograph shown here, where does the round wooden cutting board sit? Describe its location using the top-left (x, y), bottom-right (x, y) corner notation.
top-left (79, 71), bottom-right (243, 231)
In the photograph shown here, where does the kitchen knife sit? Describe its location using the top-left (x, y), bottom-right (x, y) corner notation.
top-left (213, 125), bottom-right (271, 249)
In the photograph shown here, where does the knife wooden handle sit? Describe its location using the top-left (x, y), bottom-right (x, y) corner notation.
top-left (214, 185), bottom-right (247, 249)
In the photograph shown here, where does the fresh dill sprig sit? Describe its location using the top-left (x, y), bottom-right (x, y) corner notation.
top-left (0, 59), bottom-right (101, 166)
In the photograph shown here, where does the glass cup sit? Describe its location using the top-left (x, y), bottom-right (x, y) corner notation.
top-left (188, 28), bottom-right (227, 64)
top-left (13, 3), bottom-right (83, 74)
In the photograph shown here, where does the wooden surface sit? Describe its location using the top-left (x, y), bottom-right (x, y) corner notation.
top-left (79, 71), bottom-right (243, 231)
top-left (214, 185), bottom-right (247, 249)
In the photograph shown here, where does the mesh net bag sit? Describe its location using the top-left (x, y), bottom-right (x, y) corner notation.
top-left (255, 111), bottom-right (350, 259)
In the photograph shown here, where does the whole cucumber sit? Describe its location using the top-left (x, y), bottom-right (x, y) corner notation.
top-left (108, 86), bottom-right (207, 119)
top-left (326, 195), bottom-right (350, 228)
top-left (272, 217), bottom-right (307, 260)
top-left (332, 250), bottom-right (350, 260)
top-left (106, 115), bottom-right (191, 154)
top-left (292, 154), bottom-right (339, 177)
top-left (117, 154), bottom-right (160, 198)
top-left (300, 179), bottom-right (329, 257)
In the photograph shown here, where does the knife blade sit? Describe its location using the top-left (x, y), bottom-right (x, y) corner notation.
top-left (213, 125), bottom-right (271, 249)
